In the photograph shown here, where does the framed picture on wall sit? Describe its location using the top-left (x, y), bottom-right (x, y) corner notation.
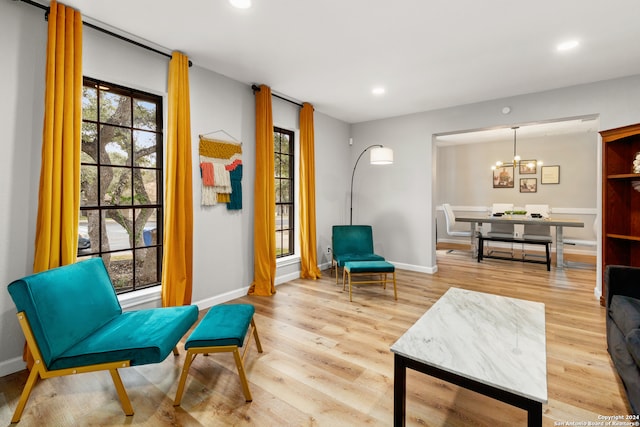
top-left (541, 165), bottom-right (560, 184)
top-left (520, 178), bottom-right (537, 193)
top-left (519, 160), bottom-right (537, 174)
top-left (493, 165), bottom-right (514, 188)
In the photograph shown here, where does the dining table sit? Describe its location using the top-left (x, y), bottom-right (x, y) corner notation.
top-left (455, 215), bottom-right (584, 269)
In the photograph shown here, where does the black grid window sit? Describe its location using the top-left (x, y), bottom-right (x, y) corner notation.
top-left (78, 77), bottom-right (163, 294)
top-left (274, 127), bottom-right (294, 258)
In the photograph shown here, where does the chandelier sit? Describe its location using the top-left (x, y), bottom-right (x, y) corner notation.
top-left (491, 126), bottom-right (542, 170)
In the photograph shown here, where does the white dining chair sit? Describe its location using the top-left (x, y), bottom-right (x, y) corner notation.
top-left (491, 203), bottom-right (513, 215)
top-left (524, 204), bottom-right (550, 218)
top-left (488, 203), bottom-right (514, 237)
top-left (523, 204), bottom-right (552, 240)
top-left (442, 203), bottom-right (472, 254)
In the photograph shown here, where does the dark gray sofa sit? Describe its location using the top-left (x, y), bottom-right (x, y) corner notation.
top-left (605, 265), bottom-right (640, 414)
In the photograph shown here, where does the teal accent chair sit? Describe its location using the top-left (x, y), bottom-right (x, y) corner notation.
top-left (331, 225), bottom-right (385, 283)
top-left (6, 258), bottom-right (198, 423)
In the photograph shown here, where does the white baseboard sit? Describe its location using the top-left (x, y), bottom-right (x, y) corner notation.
top-left (0, 355), bottom-right (26, 377)
top-left (275, 271), bottom-right (300, 286)
top-left (593, 286), bottom-right (602, 302)
top-left (194, 265), bottom-right (321, 310)
top-left (319, 261), bottom-right (332, 271)
top-left (194, 286), bottom-right (252, 311)
top-left (388, 261), bottom-right (437, 274)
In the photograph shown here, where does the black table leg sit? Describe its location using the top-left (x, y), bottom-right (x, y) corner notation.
top-left (527, 401), bottom-right (542, 426)
top-left (545, 243), bottom-right (551, 271)
top-left (394, 354), bottom-right (407, 426)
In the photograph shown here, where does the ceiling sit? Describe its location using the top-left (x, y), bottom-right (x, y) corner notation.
top-left (31, 0), bottom-right (640, 124)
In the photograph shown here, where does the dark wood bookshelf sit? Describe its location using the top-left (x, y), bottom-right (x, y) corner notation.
top-left (601, 123), bottom-right (640, 305)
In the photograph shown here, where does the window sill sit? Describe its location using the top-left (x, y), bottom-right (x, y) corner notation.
top-left (118, 285), bottom-right (161, 310)
top-left (276, 254), bottom-right (300, 267)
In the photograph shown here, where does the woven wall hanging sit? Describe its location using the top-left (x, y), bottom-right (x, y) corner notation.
top-left (199, 135), bottom-right (242, 210)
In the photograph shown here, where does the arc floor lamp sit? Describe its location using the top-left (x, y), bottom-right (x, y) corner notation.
top-left (350, 144), bottom-right (394, 225)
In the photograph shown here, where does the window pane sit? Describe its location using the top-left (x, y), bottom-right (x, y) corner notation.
top-left (275, 178), bottom-right (282, 203)
top-left (280, 134), bottom-right (290, 153)
top-left (82, 209), bottom-right (100, 255)
top-left (281, 231), bottom-right (290, 254)
top-left (102, 209), bottom-right (133, 252)
top-left (276, 179), bottom-right (283, 203)
top-left (135, 169), bottom-right (159, 205)
top-left (81, 122), bottom-right (98, 164)
top-left (274, 153), bottom-right (281, 177)
top-left (281, 156), bottom-right (291, 178)
top-left (281, 204), bottom-right (290, 230)
top-left (134, 98), bottom-right (157, 131)
top-left (275, 230), bottom-right (283, 256)
top-left (276, 221), bottom-right (290, 255)
top-left (281, 180), bottom-right (291, 202)
top-left (80, 165), bottom-right (98, 207)
top-left (101, 167), bottom-right (132, 206)
top-left (82, 86), bottom-right (97, 121)
top-left (134, 208), bottom-right (158, 248)
top-left (100, 90), bottom-right (131, 126)
top-left (135, 247), bottom-right (159, 287)
top-left (100, 125), bottom-right (131, 166)
top-left (134, 130), bottom-right (158, 167)
top-left (77, 214), bottom-right (93, 257)
top-left (274, 134), bottom-right (281, 153)
top-left (106, 255), bottom-right (133, 293)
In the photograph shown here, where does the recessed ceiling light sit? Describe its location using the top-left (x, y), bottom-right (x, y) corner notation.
top-left (557, 40), bottom-right (579, 51)
top-left (372, 86), bottom-right (385, 96)
top-left (229, 0), bottom-right (251, 9)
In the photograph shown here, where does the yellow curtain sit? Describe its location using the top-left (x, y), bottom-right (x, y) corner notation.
top-left (299, 103), bottom-right (321, 279)
top-left (33, 0), bottom-right (82, 272)
top-left (248, 84), bottom-right (276, 296)
top-left (29, 0), bottom-right (82, 368)
top-left (161, 51), bottom-right (193, 307)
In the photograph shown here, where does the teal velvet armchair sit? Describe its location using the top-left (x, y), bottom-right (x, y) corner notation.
top-left (6, 258), bottom-right (198, 423)
top-left (331, 225), bottom-right (385, 283)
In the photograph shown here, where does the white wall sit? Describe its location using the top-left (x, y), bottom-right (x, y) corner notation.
top-left (0, 1), bottom-right (349, 376)
top-left (314, 113), bottom-right (351, 265)
top-left (0, 0), bottom-right (48, 378)
top-left (187, 66), bottom-right (256, 305)
top-left (349, 115), bottom-right (433, 271)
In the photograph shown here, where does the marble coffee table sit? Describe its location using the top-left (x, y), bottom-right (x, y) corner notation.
top-left (390, 287), bottom-right (547, 426)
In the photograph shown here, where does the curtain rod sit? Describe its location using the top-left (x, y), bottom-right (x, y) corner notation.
top-left (251, 84), bottom-right (303, 108)
top-left (15, 0), bottom-right (192, 67)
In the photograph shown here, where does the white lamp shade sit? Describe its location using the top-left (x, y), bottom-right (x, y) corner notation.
top-left (370, 146), bottom-right (393, 165)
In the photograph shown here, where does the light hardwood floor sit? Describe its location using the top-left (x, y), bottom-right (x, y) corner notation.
top-left (0, 249), bottom-right (630, 426)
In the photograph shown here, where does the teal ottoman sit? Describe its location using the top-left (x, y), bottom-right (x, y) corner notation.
top-left (173, 304), bottom-right (263, 405)
top-left (342, 260), bottom-right (397, 302)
